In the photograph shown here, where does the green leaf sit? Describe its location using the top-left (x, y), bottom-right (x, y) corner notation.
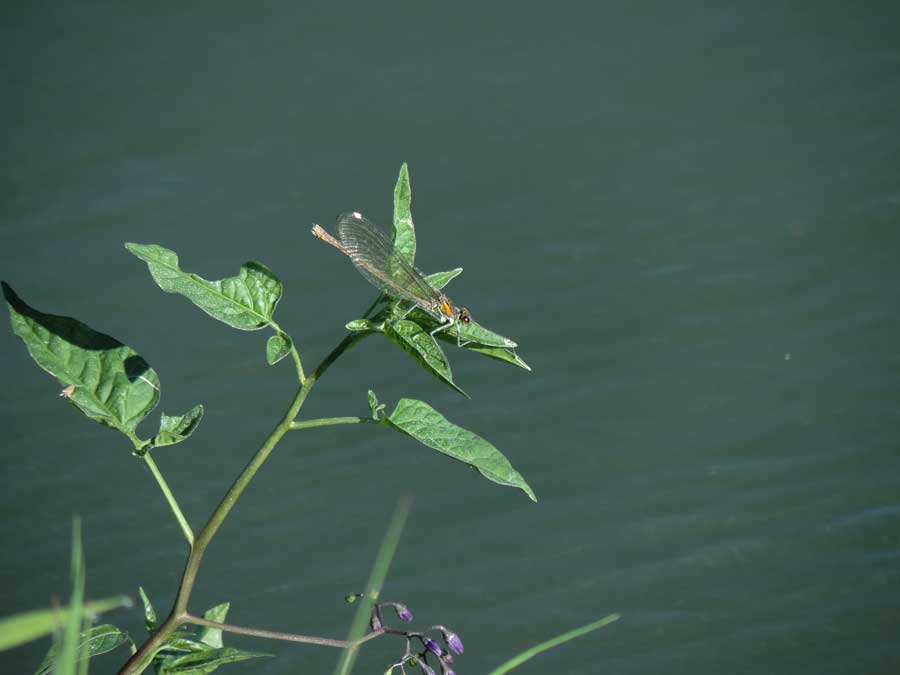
top-left (198, 603), bottom-right (230, 649)
top-left (138, 587), bottom-right (157, 633)
top-left (153, 405), bottom-right (204, 448)
top-left (367, 390), bottom-right (385, 419)
top-left (158, 647), bottom-right (271, 674)
top-left (346, 318), bottom-right (379, 332)
top-left (2, 282), bottom-right (159, 446)
top-left (266, 333), bottom-right (291, 365)
top-left (385, 399), bottom-right (536, 501)
top-left (392, 163), bottom-right (416, 264)
top-left (460, 344), bottom-right (531, 371)
top-left (383, 320), bottom-right (468, 398)
top-left (125, 243), bottom-right (281, 331)
top-left (160, 636), bottom-right (210, 655)
top-left (486, 613), bottom-right (621, 675)
top-left (425, 268), bottom-right (463, 290)
top-left (402, 305), bottom-right (517, 349)
top-left (34, 624), bottom-right (130, 675)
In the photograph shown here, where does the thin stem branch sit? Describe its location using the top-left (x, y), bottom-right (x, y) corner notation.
top-left (290, 416), bottom-right (375, 431)
top-left (118, 331), bottom-right (367, 675)
top-left (269, 320), bottom-right (306, 383)
top-left (142, 454), bottom-right (194, 548)
top-left (183, 615), bottom-right (387, 649)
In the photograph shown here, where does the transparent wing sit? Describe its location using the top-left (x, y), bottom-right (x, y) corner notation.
top-left (335, 211), bottom-right (441, 308)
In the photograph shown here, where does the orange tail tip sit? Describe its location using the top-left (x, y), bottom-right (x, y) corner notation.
top-left (311, 224), bottom-right (348, 254)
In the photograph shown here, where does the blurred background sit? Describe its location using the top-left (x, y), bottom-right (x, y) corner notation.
top-left (2, 2), bottom-right (899, 673)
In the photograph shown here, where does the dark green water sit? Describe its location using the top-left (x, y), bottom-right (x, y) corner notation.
top-left (3, 3), bottom-right (899, 674)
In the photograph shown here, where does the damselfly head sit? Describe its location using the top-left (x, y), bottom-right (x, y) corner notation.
top-left (458, 307), bottom-right (471, 325)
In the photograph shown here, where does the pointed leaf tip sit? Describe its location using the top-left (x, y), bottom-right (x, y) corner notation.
top-left (386, 398), bottom-right (536, 501)
top-left (392, 163), bottom-right (416, 264)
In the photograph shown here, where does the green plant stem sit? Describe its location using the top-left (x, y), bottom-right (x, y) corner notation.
top-left (118, 332), bottom-right (365, 675)
top-left (290, 416), bottom-right (375, 430)
top-left (142, 454), bottom-right (194, 548)
top-left (183, 615), bottom-right (386, 649)
top-left (269, 319), bottom-right (306, 382)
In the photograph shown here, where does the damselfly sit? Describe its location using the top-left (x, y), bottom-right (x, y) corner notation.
top-left (311, 211), bottom-right (472, 346)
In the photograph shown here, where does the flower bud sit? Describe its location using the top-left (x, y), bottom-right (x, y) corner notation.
top-left (446, 632), bottom-right (464, 655)
top-left (424, 638), bottom-right (442, 657)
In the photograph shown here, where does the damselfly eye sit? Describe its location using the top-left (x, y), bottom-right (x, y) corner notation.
top-left (459, 308), bottom-right (471, 324)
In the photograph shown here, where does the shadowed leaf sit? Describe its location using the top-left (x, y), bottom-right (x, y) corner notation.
top-left (3, 282), bottom-right (160, 446)
top-left (383, 320), bottom-right (467, 398)
top-left (158, 647), bottom-right (271, 674)
top-left (34, 624), bottom-right (130, 675)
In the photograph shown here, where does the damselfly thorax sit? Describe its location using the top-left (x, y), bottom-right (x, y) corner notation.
top-left (311, 212), bottom-right (472, 346)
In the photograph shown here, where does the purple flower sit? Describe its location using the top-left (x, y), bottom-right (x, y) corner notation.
top-left (446, 632), bottom-right (464, 655)
top-left (424, 638), bottom-right (443, 657)
top-left (397, 604), bottom-right (413, 622)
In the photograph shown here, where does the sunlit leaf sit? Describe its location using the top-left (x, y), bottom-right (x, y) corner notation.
top-left (198, 603), bottom-right (230, 649)
top-left (383, 320), bottom-right (467, 398)
top-left (425, 268), bottom-right (463, 290)
top-left (385, 399), bottom-right (536, 501)
top-left (125, 243), bottom-right (281, 331)
top-left (392, 163), bottom-right (416, 264)
top-left (153, 405), bottom-right (204, 448)
top-left (3, 282), bottom-right (159, 446)
top-left (138, 587), bottom-right (156, 633)
top-left (266, 333), bottom-right (291, 365)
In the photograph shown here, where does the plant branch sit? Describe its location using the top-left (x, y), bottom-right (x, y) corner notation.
top-left (290, 416), bottom-right (375, 431)
top-left (183, 615), bottom-right (387, 649)
top-left (142, 453), bottom-right (194, 548)
top-left (118, 331), bottom-right (368, 675)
